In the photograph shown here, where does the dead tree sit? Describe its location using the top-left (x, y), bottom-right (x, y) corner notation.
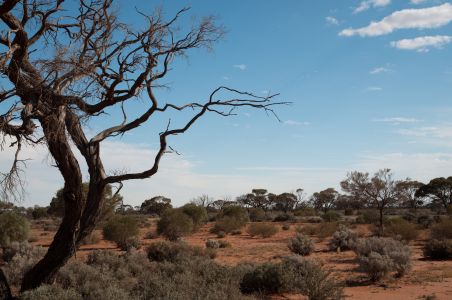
top-left (0, 0), bottom-right (285, 293)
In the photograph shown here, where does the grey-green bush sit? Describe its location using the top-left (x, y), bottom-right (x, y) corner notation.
top-left (247, 223), bottom-right (278, 238)
top-left (353, 237), bottom-right (411, 281)
top-left (288, 234), bottom-right (314, 256)
top-left (329, 225), bottom-right (357, 252)
top-left (181, 203), bottom-right (208, 229)
top-left (0, 212), bottom-right (30, 248)
top-left (423, 239), bottom-right (452, 260)
top-left (20, 285), bottom-right (82, 300)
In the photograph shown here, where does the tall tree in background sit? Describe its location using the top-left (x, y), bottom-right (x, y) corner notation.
top-left (0, 0), bottom-right (283, 292)
top-left (341, 169), bottom-right (400, 231)
top-left (310, 188), bottom-right (339, 213)
top-left (396, 179), bottom-right (424, 211)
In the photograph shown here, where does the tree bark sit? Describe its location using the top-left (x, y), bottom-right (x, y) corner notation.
top-left (20, 112), bottom-right (85, 292)
top-left (0, 269), bottom-right (12, 300)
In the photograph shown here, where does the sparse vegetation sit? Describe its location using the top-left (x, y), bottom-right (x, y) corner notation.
top-left (102, 215), bottom-right (140, 250)
top-left (0, 212), bottom-right (30, 248)
top-left (329, 225), bottom-right (358, 252)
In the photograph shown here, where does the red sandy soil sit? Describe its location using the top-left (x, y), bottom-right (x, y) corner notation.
top-left (29, 220), bottom-right (452, 299)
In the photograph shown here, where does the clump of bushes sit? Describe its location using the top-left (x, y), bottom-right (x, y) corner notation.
top-left (102, 215), bottom-right (140, 250)
top-left (298, 222), bottom-right (339, 239)
top-left (81, 231), bottom-right (101, 245)
top-left (181, 203), bottom-right (208, 229)
top-left (240, 256), bottom-right (342, 299)
top-left (0, 212), bottom-right (30, 248)
top-left (248, 208), bottom-right (266, 222)
top-left (206, 239), bottom-right (220, 249)
top-left (157, 208), bottom-right (193, 241)
top-left (430, 219), bottom-right (452, 240)
top-left (211, 206), bottom-right (249, 234)
top-left (288, 234), bottom-right (314, 256)
top-left (247, 223), bottom-right (278, 238)
top-left (423, 239), bottom-right (452, 260)
top-left (384, 217), bottom-right (419, 242)
top-left (321, 211), bottom-right (341, 222)
top-left (273, 213), bottom-right (293, 222)
top-left (329, 225), bottom-right (357, 252)
top-left (356, 210), bottom-right (380, 225)
top-left (20, 284), bottom-right (82, 300)
top-left (282, 223), bottom-right (290, 230)
top-left (353, 237), bottom-right (411, 281)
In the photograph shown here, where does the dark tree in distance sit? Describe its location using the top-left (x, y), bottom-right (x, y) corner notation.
top-left (310, 188), bottom-right (339, 213)
top-left (0, 0), bottom-right (285, 293)
top-left (396, 179), bottom-right (424, 211)
top-left (416, 177), bottom-right (452, 211)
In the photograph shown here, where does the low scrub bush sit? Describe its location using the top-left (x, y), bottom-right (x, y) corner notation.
top-left (273, 213), bottom-right (293, 222)
top-left (249, 208), bottom-right (266, 222)
top-left (423, 239), bottom-right (452, 260)
top-left (81, 231), bottom-right (101, 245)
top-left (430, 219), bottom-right (452, 240)
top-left (306, 216), bottom-right (323, 223)
top-left (216, 231), bottom-right (226, 238)
top-left (102, 215), bottom-right (139, 250)
top-left (247, 223), bottom-right (278, 238)
top-left (20, 285), bottom-right (82, 300)
top-left (211, 216), bottom-right (246, 234)
top-left (297, 222), bottom-right (338, 238)
top-left (240, 256), bottom-right (342, 299)
top-left (321, 211), bottom-right (341, 222)
top-left (329, 225), bottom-right (358, 252)
top-left (282, 223), bottom-right (290, 230)
top-left (206, 239), bottom-right (220, 249)
top-left (147, 241), bottom-right (214, 263)
top-left (294, 208), bottom-right (317, 217)
top-left (0, 212), bottom-right (30, 248)
top-left (353, 237), bottom-right (411, 281)
top-left (218, 240), bottom-right (231, 248)
top-left (384, 218), bottom-right (419, 242)
top-left (356, 210), bottom-right (380, 225)
top-left (417, 215), bottom-right (435, 229)
top-left (157, 208), bottom-right (193, 241)
top-left (288, 234), bottom-right (314, 256)
top-left (344, 208), bottom-right (355, 216)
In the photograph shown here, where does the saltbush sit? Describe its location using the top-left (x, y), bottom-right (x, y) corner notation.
top-left (249, 208), bottom-right (266, 222)
top-left (423, 239), bottom-right (452, 260)
top-left (0, 212), bottom-right (30, 248)
top-left (206, 239), bottom-right (220, 249)
top-left (102, 215), bottom-right (139, 250)
top-left (288, 234), bottom-right (314, 256)
top-left (20, 285), bottom-right (82, 300)
top-left (273, 213), bottom-right (292, 222)
top-left (282, 223), bottom-right (290, 230)
top-left (211, 206), bottom-right (249, 234)
top-left (353, 237), bottom-right (411, 281)
top-left (329, 225), bottom-right (357, 252)
top-left (157, 208), bottom-right (193, 241)
top-left (247, 223), bottom-right (278, 238)
top-left (147, 241), bottom-right (214, 263)
top-left (355, 210), bottom-right (380, 225)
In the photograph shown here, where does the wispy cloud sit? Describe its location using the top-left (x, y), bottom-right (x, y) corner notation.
top-left (391, 35), bottom-right (452, 52)
top-left (325, 16), bottom-right (339, 25)
top-left (284, 120), bottom-right (311, 126)
top-left (369, 67), bottom-right (392, 74)
top-left (411, 0), bottom-right (428, 4)
top-left (354, 0), bottom-right (391, 14)
top-left (341, 3), bottom-right (452, 37)
top-left (372, 117), bottom-right (423, 124)
top-left (233, 64), bottom-right (247, 70)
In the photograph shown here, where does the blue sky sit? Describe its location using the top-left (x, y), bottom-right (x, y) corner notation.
top-left (3, 0), bottom-right (452, 207)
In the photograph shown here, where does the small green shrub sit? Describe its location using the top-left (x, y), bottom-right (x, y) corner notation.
top-left (247, 223), bottom-right (278, 238)
top-left (321, 211), bottom-right (341, 222)
top-left (240, 263), bottom-right (284, 294)
top-left (216, 231), bottom-right (226, 238)
top-left (231, 229), bottom-right (242, 235)
top-left (211, 216), bottom-right (246, 234)
top-left (102, 215), bottom-right (139, 250)
top-left (294, 208), bottom-right (317, 217)
top-left (384, 218), bottom-right (418, 242)
top-left (353, 237), bottom-right (411, 281)
top-left (157, 208), bottom-right (193, 241)
top-left (0, 212), bottom-right (30, 248)
top-left (282, 223), bottom-right (290, 230)
top-left (218, 240), bottom-right (231, 248)
top-left (273, 213), bottom-right (292, 222)
top-left (356, 210), bottom-right (380, 225)
top-left (181, 203), bottom-right (207, 229)
top-left (430, 219), bottom-right (452, 240)
top-left (423, 239), bottom-right (452, 260)
top-left (288, 234), bottom-right (314, 256)
top-left (249, 208), bottom-right (266, 222)
top-left (329, 225), bottom-right (357, 252)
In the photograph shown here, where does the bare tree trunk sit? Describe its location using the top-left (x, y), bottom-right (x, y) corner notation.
top-left (0, 269), bottom-right (12, 300)
top-left (20, 113), bottom-right (85, 292)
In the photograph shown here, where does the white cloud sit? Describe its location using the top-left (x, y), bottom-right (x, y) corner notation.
top-left (284, 120), bottom-right (311, 126)
top-left (367, 86), bottom-right (383, 91)
top-left (354, 0), bottom-right (391, 13)
top-left (233, 64), bottom-right (247, 70)
top-left (325, 16), bottom-right (339, 25)
top-left (369, 67), bottom-right (392, 74)
top-left (372, 117), bottom-right (423, 123)
top-left (391, 35), bottom-right (452, 51)
top-left (340, 3), bottom-right (452, 37)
